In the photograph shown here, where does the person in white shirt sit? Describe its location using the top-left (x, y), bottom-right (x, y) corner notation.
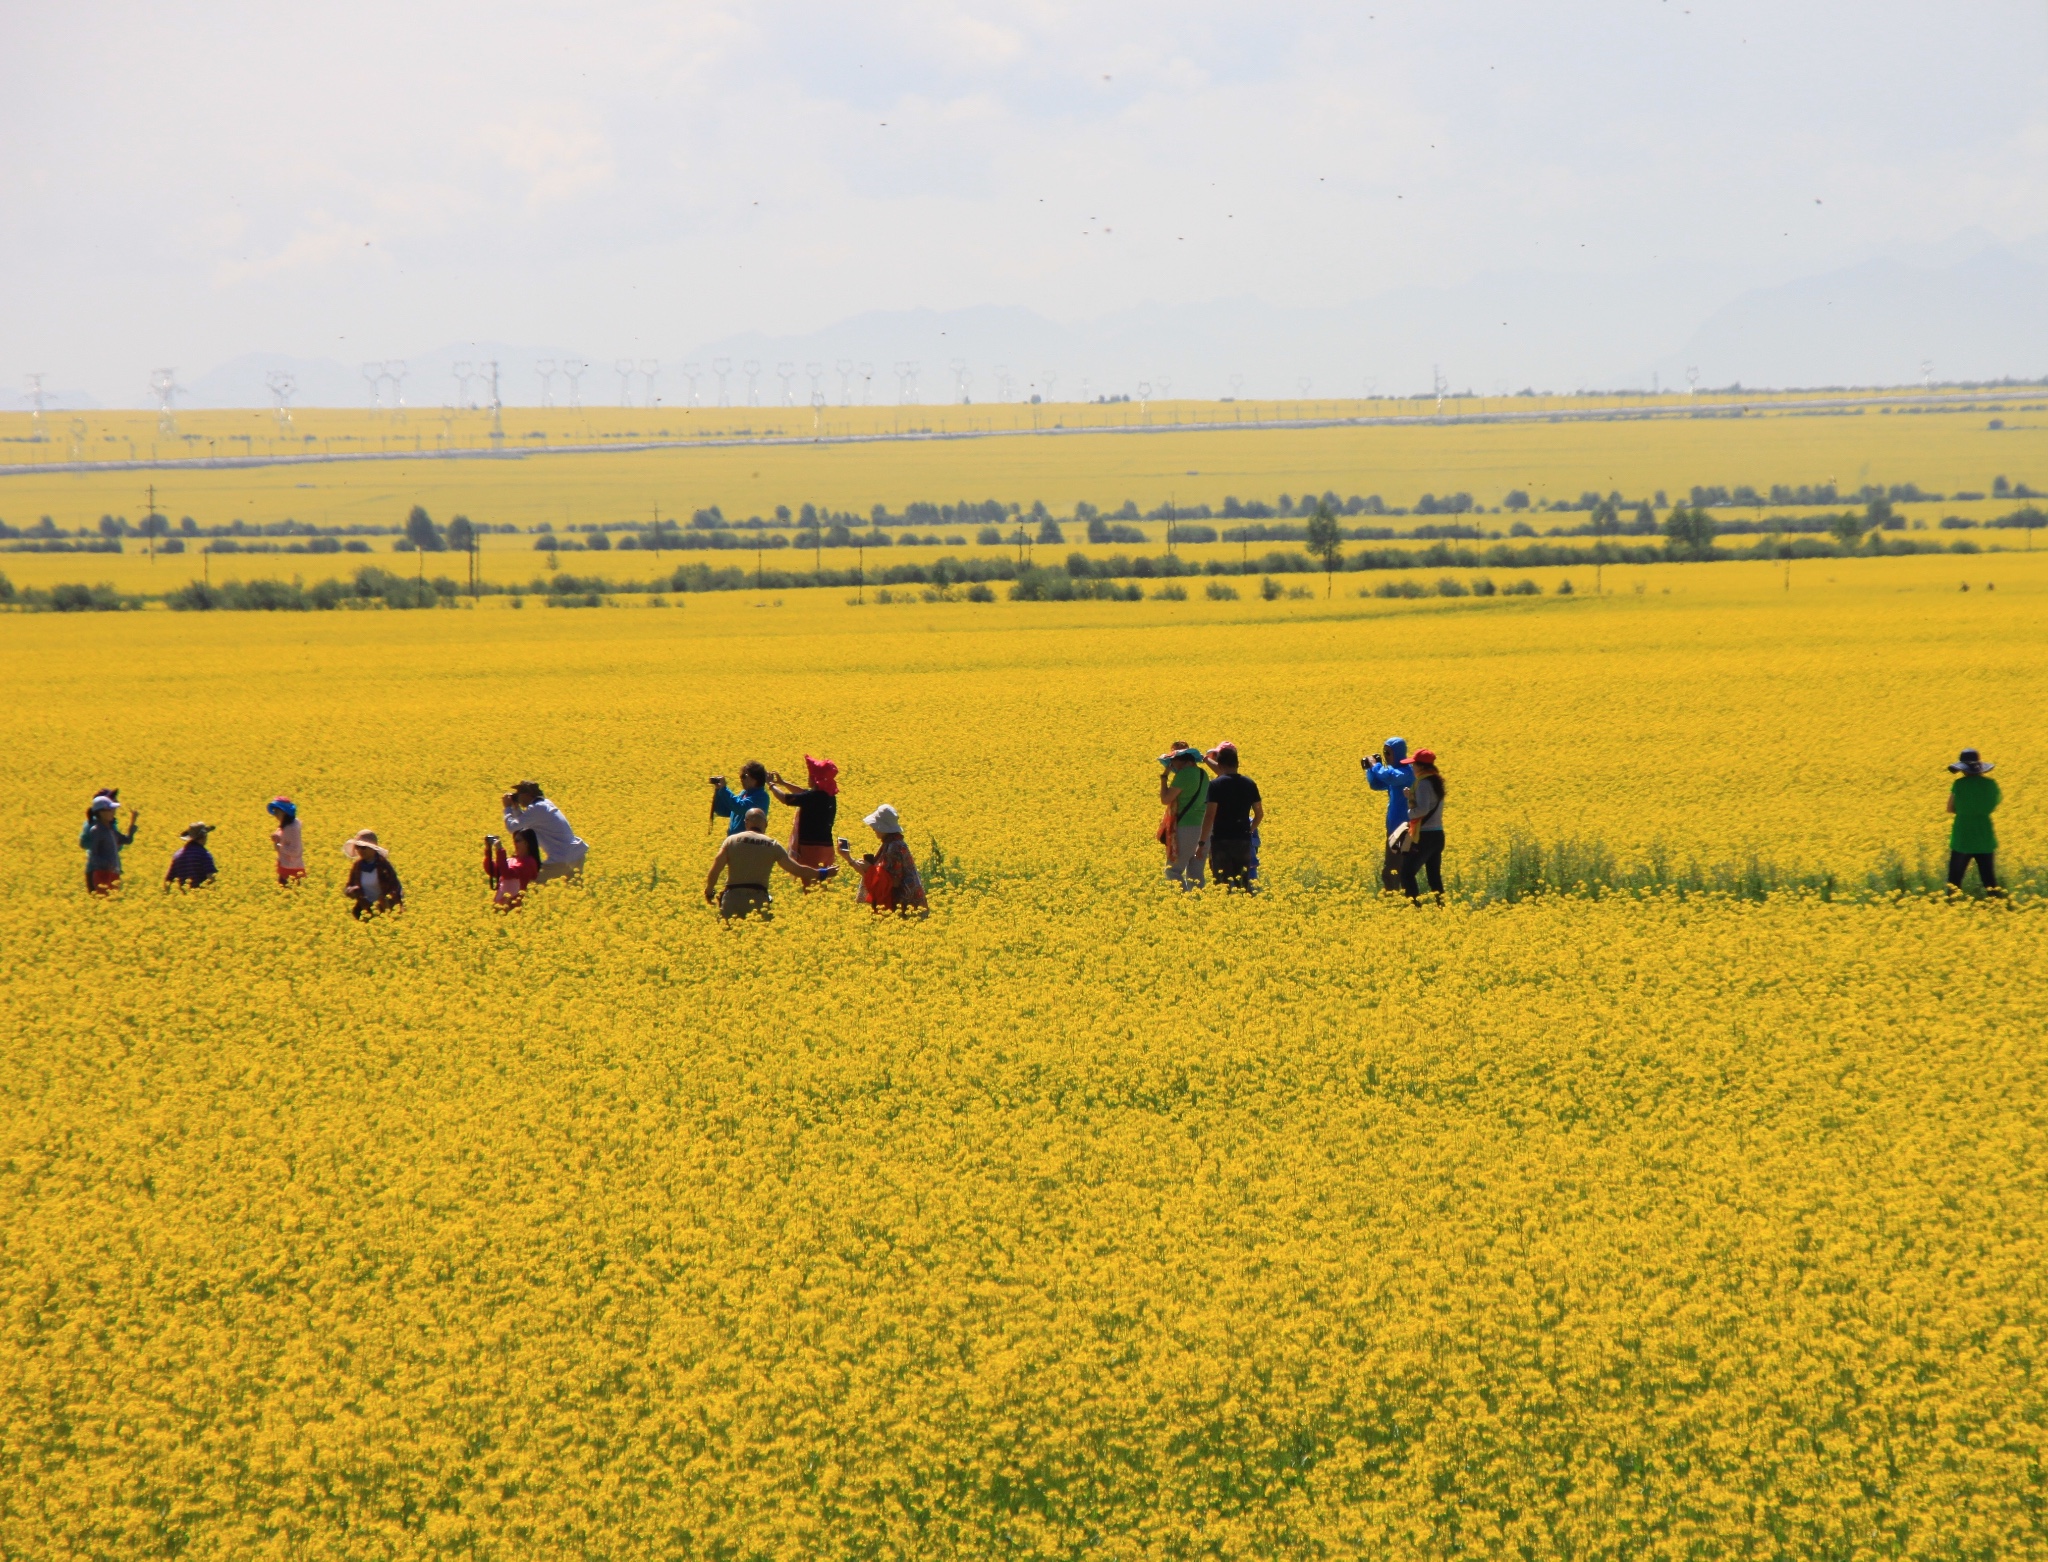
top-left (501, 780), bottom-right (589, 882)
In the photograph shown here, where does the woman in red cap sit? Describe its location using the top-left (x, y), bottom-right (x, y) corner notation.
top-left (1399, 750), bottom-right (1447, 902)
top-left (767, 755), bottom-right (840, 888)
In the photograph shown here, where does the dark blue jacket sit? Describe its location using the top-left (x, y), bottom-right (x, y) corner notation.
top-left (1366, 759), bottom-right (1416, 829)
top-left (166, 842), bottom-right (217, 887)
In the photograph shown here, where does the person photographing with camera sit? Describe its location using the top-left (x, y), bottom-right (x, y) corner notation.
top-left (501, 780), bottom-right (588, 883)
top-left (1362, 736), bottom-right (1416, 891)
top-left (710, 762), bottom-right (772, 838)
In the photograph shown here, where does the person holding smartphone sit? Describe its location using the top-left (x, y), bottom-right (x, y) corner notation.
top-left (766, 755), bottom-right (839, 887)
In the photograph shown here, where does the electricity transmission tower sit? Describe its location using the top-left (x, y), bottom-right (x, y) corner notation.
top-left (777, 361), bottom-right (796, 406)
top-left (713, 357), bottom-right (732, 406)
top-left (536, 359), bottom-right (557, 408)
top-left (266, 370), bottom-right (297, 428)
top-left (562, 358), bottom-right (587, 409)
top-left (25, 374), bottom-right (47, 441)
top-left (743, 360), bottom-right (761, 406)
top-left (150, 368), bottom-right (181, 437)
top-left (615, 358), bottom-right (634, 406)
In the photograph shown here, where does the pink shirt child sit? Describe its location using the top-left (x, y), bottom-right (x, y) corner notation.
top-left (485, 840), bottom-right (540, 909)
top-left (271, 818), bottom-right (305, 881)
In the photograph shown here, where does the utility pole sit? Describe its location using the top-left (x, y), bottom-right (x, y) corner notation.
top-left (652, 502), bottom-right (661, 563)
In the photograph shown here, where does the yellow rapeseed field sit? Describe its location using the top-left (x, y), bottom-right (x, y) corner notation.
top-left (2, 398), bottom-right (2041, 558)
top-left (2, 553), bottom-right (2043, 1557)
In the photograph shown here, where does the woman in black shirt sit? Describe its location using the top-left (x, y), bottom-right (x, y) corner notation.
top-left (767, 755), bottom-right (841, 884)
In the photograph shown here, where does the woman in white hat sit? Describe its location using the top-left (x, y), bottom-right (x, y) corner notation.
top-left (837, 803), bottom-right (927, 913)
top-left (341, 830), bottom-right (404, 918)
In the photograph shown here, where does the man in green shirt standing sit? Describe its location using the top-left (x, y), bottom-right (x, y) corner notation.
top-left (1946, 748), bottom-right (2003, 896)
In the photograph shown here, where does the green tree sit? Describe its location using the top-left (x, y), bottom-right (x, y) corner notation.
top-left (405, 505), bottom-right (444, 552)
top-left (1828, 511), bottom-right (1867, 550)
top-left (136, 511), bottom-right (169, 562)
top-left (1663, 504), bottom-right (1716, 559)
top-left (446, 514), bottom-right (478, 597)
top-left (1305, 500), bottom-right (1343, 596)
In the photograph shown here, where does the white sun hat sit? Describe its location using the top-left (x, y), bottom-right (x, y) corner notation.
top-left (864, 804), bottom-right (901, 834)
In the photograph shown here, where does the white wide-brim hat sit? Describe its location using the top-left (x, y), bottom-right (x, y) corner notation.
top-left (864, 804), bottom-right (901, 834)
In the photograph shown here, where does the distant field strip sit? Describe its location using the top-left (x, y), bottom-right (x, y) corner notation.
top-left (2, 387), bottom-right (2038, 478)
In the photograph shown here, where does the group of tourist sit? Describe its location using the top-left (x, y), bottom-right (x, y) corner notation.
top-left (1155, 742), bottom-right (1265, 890)
top-left (73, 756), bottom-right (927, 921)
top-left (1363, 736), bottom-right (1450, 902)
top-left (71, 744), bottom-right (2007, 911)
top-left (702, 757), bottom-right (927, 916)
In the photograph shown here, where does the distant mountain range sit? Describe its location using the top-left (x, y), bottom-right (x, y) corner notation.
top-left (16, 235), bottom-right (2045, 411)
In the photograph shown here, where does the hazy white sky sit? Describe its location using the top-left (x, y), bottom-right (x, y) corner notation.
top-left (4, 1), bottom-right (2045, 402)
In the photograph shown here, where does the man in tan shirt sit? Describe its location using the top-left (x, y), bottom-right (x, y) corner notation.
top-left (704, 807), bottom-right (835, 917)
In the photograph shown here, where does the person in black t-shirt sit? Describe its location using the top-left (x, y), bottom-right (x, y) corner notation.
top-left (1203, 742), bottom-right (1264, 890)
top-left (767, 754), bottom-right (841, 888)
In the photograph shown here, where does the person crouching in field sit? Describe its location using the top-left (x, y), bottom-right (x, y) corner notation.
top-left (839, 803), bottom-right (928, 913)
top-left (502, 781), bottom-right (589, 883)
top-left (164, 822), bottom-right (217, 889)
top-left (1203, 743), bottom-right (1263, 891)
top-left (485, 828), bottom-right (542, 910)
top-left (268, 796), bottom-right (305, 885)
top-left (342, 831), bottom-right (404, 918)
top-left (1946, 748), bottom-right (2002, 896)
top-left (703, 806), bottom-right (835, 918)
top-left (80, 793), bottom-right (139, 894)
top-left (767, 755), bottom-right (839, 887)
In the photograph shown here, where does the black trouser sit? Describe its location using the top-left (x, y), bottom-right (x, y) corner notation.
top-left (1948, 852), bottom-right (1998, 891)
top-left (1398, 831), bottom-right (1445, 898)
top-left (1209, 836), bottom-right (1255, 889)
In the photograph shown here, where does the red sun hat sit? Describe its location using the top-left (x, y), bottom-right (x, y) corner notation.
top-left (805, 755), bottom-right (840, 795)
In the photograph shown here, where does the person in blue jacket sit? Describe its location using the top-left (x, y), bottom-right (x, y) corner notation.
top-left (709, 761), bottom-right (772, 837)
top-left (1362, 735), bottom-right (1416, 890)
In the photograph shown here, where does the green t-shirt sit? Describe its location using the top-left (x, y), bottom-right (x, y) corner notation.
top-left (1949, 774), bottom-right (2001, 854)
top-left (1168, 763), bottom-right (1210, 826)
